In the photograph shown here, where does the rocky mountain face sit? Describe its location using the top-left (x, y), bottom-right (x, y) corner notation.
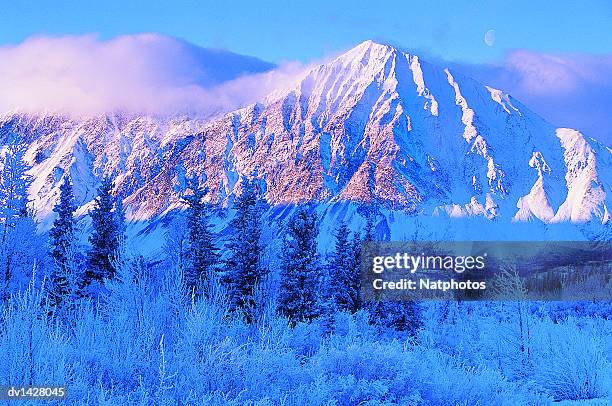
top-left (1, 40), bottom-right (610, 238)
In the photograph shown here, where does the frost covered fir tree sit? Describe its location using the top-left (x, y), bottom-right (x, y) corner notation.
top-left (277, 207), bottom-right (321, 324)
top-left (0, 140), bottom-right (37, 302)
top-left (0, 142), bottom-right (31, 225)
top-left (182, 175), bottom-right (219, 297)
top-left (83, 177), bottom-right (124, 292)
top-left (224, 178), bottom-right (267, 320)
top-left (49, 176), bottom-right (77, 308)
top-left (325, 223), bottom-right (362, 314)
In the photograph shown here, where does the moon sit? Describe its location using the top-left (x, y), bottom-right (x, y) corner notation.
top-left (484, 29), bottom-right (496, 47)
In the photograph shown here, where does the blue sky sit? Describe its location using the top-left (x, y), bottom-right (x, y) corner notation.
top-left (1, 0), bottom-right (611, 63)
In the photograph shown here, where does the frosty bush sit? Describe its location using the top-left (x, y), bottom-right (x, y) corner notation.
top-left (9, 274), bottom-right (612, 404)
top-left (531, 318), bottom-right (612, 401)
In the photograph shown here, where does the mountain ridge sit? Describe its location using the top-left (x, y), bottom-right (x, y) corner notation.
top-left (0, 41), bottom-right (609, 239)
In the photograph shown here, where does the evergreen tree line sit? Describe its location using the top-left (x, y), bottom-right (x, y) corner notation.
top-left (49, 175), bottom-right (126, 306)
top-left (0, 139), bottom-right (126, 307)
top-left (162, 174), bottom-right (420, 332)
top-left (2, 139), bottom-right (419, 332)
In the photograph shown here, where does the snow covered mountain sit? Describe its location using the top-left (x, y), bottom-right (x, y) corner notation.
top-left (1, 40), bottom-right (610, 241)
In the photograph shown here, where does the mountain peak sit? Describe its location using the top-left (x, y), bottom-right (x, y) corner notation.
top-left (306, 40), bottom-right (400, 89)
top-left (339, 39), bottom-right (398, 62)
top-left (355, 39), bottom-right (398, 50)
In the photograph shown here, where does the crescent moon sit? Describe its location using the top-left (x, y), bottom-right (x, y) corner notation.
top-left (484, 30), bottom-right (496, 47)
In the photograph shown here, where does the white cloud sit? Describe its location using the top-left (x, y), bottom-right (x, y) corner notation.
top-left (0, 33), bottom-right (308, 116)
top-left (504, 50), bottom-right (612, 95)
top-left (446, 50), bottom-right (612, 145)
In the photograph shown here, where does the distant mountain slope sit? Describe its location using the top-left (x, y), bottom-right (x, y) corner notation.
top-left (0, 41), bottom-right (609, 237)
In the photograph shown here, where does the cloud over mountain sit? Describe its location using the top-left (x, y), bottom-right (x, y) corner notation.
top-left (0, 34), bottom-right (609, 145)
top-left (449, 50), bottom-right (612, 145)
top-left (0, 33), bottom-right (307, 116)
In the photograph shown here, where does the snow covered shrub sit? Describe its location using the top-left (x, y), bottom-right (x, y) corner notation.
top-left (391, 347), bottom-right (550, 405)
top-left (0, 275), bottom-right (70, 386)
top-left (1, 254), bottom-right (609, 405)
top-left (531, 317), bottom-right (612, 401)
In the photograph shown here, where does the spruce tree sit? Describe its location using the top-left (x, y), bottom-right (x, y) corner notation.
top-left (0, 140), bottom-right (34, 302)
top-left (277, 207), bottom-right (321, 324)
top-left (0, 141), bottom-right (32, 241)
top-left (326, 223), bottom-right (361, 314)
top-left (49, 176), bottom-right (77, 308)
top-left (84, 177), bottom-right (122, 288)
top-left (182, 175), bottom-right (219, 297)
top-left (224, 178), bottom-right (267, 320)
